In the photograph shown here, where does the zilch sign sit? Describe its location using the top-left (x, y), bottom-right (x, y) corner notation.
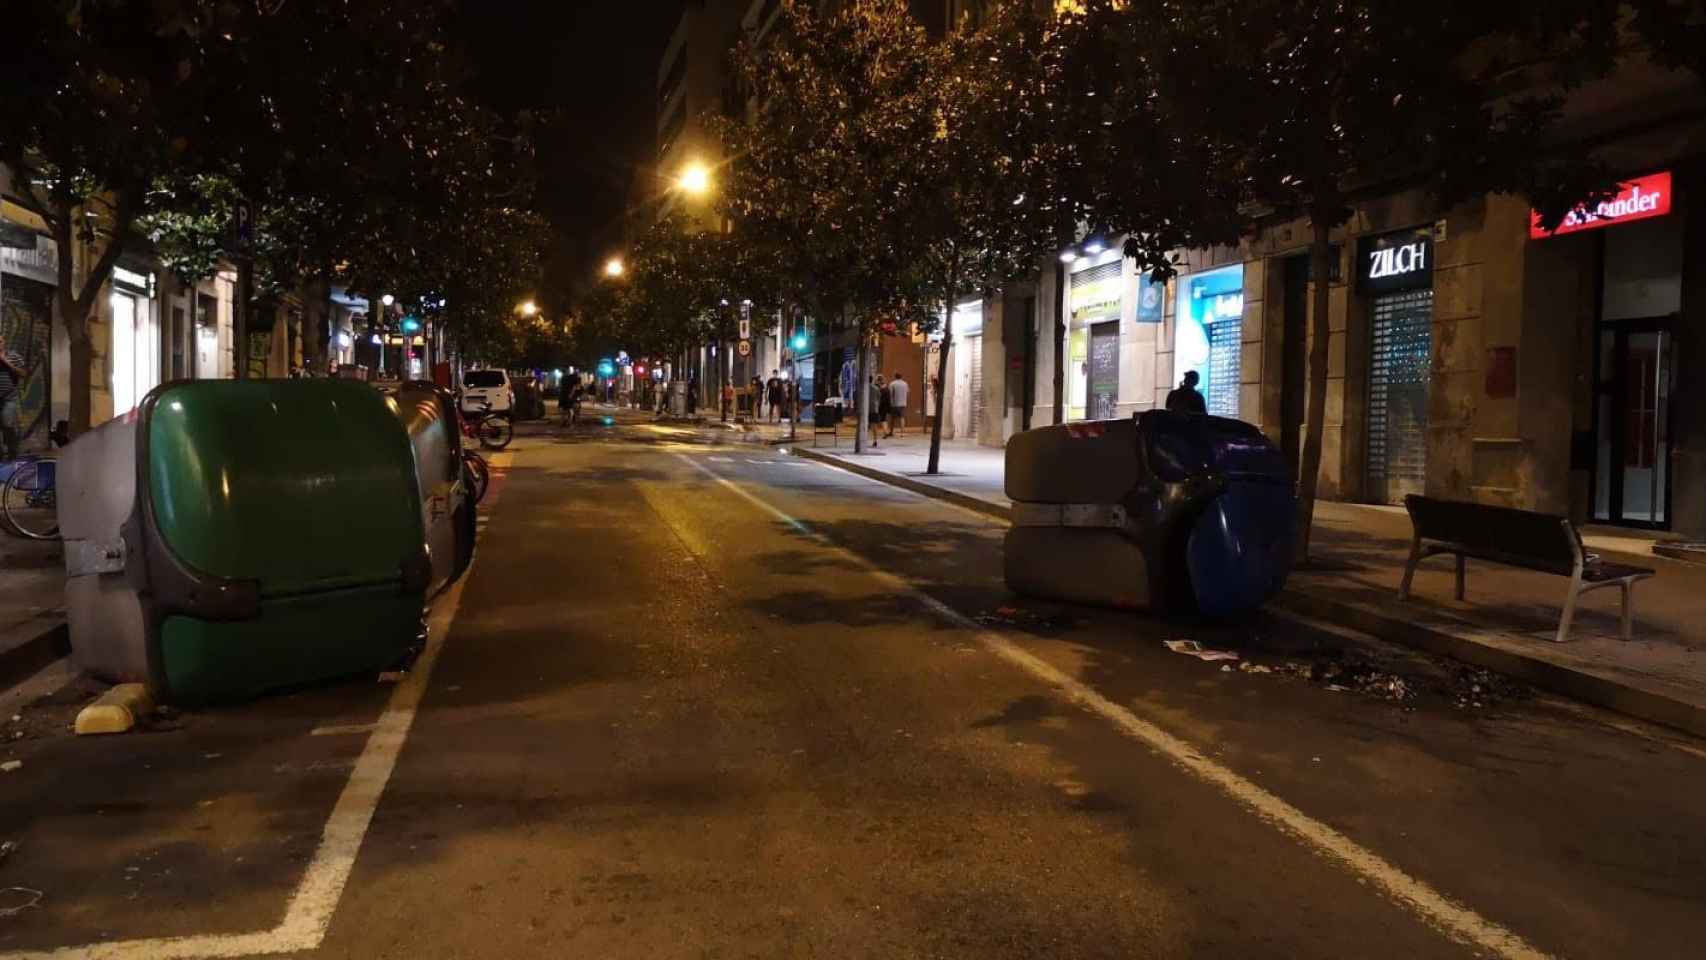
top-left (1530, 171), bottom-right (1672, 239)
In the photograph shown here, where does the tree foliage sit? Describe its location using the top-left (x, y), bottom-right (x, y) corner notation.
top-left (1, 0), bottom-right (547, 427)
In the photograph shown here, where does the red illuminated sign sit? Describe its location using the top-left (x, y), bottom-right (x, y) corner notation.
top-left (1530, 171), bottom-right (1672, 239)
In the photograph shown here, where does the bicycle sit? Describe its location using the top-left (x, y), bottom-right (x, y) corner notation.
top-left (460, 397), bottom-right (513, 451)
top-left (462, 449), bottom-right (491, 504)
top-left (0, 423), bottom-right (68, 541)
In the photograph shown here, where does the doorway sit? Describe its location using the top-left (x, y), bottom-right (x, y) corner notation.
top-left (1593, 321), bottom-right (1673, 528)
top-left (1088, 320), bottom-right (1119, 419)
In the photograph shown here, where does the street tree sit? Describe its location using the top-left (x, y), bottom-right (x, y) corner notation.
top-left (1070, 0), bottom-right (1661, 559)
top-left (719, 0), bottom-right (946, 452)
top-left (1, 0), bottom-right (543, 428)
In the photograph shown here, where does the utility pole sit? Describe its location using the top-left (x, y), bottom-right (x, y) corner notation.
top-left (232, 199), bottom-right (254, 381)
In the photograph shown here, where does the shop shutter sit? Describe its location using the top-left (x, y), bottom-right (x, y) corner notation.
top-left (968, 335), bottom-right (984, 440)
top-left (1071, 261), bottom-right (1122, 289)
top-left (1367, 289), bottom-right (1433, 503)
top-left (1205, 320), bottom-right (1242, 417)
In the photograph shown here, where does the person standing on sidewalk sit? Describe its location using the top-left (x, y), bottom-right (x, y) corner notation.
top-left (767, 371), bottom-right (785, 423)
top-left (1166, 370), bottom-right (1208, 415)
top-left (886, 371), bottom-right (909, 438)
top-left (748, 375), bottom-right (764, 419)
top-left (720, 381), bottom-right (735, 421)
top-left (0, 337), bottom-right (27, 460)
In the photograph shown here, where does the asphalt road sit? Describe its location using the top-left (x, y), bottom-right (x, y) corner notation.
top-left (4, 413), bottom-right (1706, 959)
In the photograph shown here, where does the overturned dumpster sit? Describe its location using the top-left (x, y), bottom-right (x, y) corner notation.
top-left (1004, 411), bottom-right (1294, 617)
top-left (390, 380), bottom-right (477, 595)
top-left (60, 380), bottom-right (433, 704)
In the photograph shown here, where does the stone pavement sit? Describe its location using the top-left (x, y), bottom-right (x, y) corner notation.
top-left (759, 423), bottom-right (1706, 736)
top-left (0, 537), bottom-right (68, 691)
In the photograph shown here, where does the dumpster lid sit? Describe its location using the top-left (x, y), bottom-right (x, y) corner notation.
top-left (144, 380), bottom-right (425, 595)
top-left (1142, 411), bottom-right (1287, 484)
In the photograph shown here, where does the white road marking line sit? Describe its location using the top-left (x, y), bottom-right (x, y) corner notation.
top-left (708, 455), bottom-right (735, 462)
top-left (677, 453), bottom-right (1550, 960)
top-left (744, 458), bottom-right (776, 465)
top-left (308, 723), bottom-right (377, 738)
top-left (0, 456), bottom-right (512, 960)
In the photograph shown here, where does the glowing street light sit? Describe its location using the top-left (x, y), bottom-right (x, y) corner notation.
top-left (380, 293), bottom-right (395, 307)
top-left (518, 300), bottom-right (539, 317)
top-left (677, 160), bottom-right (712, 196)
top-left (604, 257), bottom-right (625, 278)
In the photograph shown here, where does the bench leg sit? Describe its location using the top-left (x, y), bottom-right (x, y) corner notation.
top-left (1619, 580), bottom-right (1634, 641)
top-left (1399, 535), bottom-right (1424, 600)
top-left (1555, 570), bottom-right (1583, 644)
top-left (1455, 554), bottom-right (1466, 602)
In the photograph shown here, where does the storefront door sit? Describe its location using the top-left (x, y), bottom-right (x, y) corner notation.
top-left (965, 334), bottom-right (983, 440)
top-left (1088, 321), bottom-right (1119, 419)
top-left (1366, 288), bottom-right (1433, 504)
top-left (1593, 321), bottom-right (1673, 528)
top-left (1359, 227), bottom-right (1435, 505)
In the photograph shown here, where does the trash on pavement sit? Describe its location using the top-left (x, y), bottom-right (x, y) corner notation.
top-left (59, 380), bottom-right (437, 705)
top-left (0, 761), bottom-right (19, 773)
top-left (0, 887), bottom-right (42, 918)
top-left (0, 840), bottom-right (15, 864)
top-left (1163, 640), bottom-right (1240, 662)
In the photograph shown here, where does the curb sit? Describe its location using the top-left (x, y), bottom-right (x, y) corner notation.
top-left (1274, 590), bottom-right (1706, 738)
top-left (781, 447), bottom-right (1706, 738)
top-left (786, 446), bottom-right (1013, 523)
top-left (0, 619), bottom-right (71, 692)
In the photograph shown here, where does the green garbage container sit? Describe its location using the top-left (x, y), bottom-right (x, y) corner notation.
top-left (61, 380), bottom-right (431, 703)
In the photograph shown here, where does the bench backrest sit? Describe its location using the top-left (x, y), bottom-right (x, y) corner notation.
top-left (1404, 495), bottom-right (1583, 576)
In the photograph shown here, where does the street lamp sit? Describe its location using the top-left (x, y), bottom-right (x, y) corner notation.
top-left (518, 300), bottom-right (539, 317)
top-left (677, 160), bottom-right (712, 196)
top-left (604, 257), bottom-right (625, 278)
top-left (380, 293), bottom-right (395, 307)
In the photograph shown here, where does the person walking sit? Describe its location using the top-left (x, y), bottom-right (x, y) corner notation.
top-left (720, 381), bottom-right (735, 421)
top-left (886, 371), bottom-right (909, 438)
top-left (1165, 370), bottom-right (1208, 414)
top-left (748, 375), bottom-right (764, 419)
top-left (875, 373), bottom-right (891, 436)
top-left (867, 375), bottom-right (884, 448)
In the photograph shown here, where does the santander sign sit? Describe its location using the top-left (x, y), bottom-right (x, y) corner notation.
top-left (1530, 171), bottom-right (1672, 239)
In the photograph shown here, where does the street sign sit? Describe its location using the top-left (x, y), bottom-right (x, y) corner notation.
top-left (738, 317), bottom-right (751, 340)
top-left (229, 201), bottom-right (254, 252)
top-left (737, 339), bottom-right (751, 357)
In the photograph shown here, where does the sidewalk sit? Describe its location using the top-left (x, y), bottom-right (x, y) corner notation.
top-left (778, 429), bottom-right (1706, 736)
top-left (0, 537), bottom-right (68, 689)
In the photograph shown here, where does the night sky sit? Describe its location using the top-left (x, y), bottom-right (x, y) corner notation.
top-left (462, 0), bottom-right (684, 304)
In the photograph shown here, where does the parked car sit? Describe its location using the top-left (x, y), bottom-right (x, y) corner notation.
top-left (461, 369), bottom-right (514, 416)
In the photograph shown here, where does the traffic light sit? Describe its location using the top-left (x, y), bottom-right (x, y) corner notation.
top-left (402, 316), bottom-right (421, 334)
top-left (791, 328), bottom-right (808, 351)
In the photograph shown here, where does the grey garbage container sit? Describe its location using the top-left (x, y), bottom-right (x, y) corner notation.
top-left (1004, 411), bottom-right (1294, 616)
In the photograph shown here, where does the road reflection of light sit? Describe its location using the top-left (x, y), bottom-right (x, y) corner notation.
top-left (601, 416), bottom-right (615, 426)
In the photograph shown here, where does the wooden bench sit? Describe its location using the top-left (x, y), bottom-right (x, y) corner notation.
top-left (1399, 495), bottom-right (1656, 643)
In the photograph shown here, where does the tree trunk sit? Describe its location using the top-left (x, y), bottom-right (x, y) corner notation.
top-left (927, 259), bottom-right (962, 475)
top-left (1052, 260), bottom-right (1066, 425)
top-left (234, 256), bottom-right (253, 380)
top-left (49, 191), bottom-right (135, 435)
top-left (1295, 214), bottom-right (1335, 562)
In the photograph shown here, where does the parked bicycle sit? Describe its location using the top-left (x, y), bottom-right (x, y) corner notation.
top-left (0, 422), bottom-right (69, 541)
top-left (461, 396), bottom-right (513, 451)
